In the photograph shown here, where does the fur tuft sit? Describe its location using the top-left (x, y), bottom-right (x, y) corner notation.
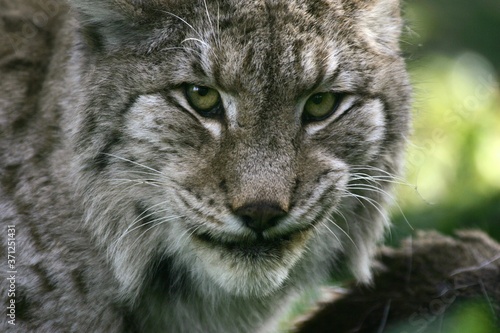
top-left (356, 0), bottom-right (403, 54)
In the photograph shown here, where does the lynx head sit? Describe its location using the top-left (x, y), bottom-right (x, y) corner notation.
top-left (68, 0), bottom-right (411, 300)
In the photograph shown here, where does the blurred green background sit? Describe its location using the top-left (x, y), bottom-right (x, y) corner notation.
top-left (387, 0), bottom-right (499, 331)
top-left (391, 0), bottom-right (500, 244)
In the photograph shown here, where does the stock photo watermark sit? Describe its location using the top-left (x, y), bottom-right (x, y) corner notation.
top-left (6, 225), bottom-right (16, 326)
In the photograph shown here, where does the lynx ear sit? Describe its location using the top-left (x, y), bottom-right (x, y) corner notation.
top-left (357, 0), bottom-right (403, 55)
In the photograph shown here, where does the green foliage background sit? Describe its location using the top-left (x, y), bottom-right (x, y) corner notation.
top-left (386, 0), bottom-right (499, 331)
top-left (392, 0), bottom-right (500, 243)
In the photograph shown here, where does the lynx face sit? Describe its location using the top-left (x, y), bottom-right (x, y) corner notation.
top-left (70, 0), bottom-right (410, 300)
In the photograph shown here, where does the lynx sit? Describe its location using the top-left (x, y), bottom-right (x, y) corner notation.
top-left (0, 0), bottom-right (411, 332)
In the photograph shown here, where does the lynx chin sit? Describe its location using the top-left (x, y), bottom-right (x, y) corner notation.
top-left (0, 0), bottom-right (411, 332)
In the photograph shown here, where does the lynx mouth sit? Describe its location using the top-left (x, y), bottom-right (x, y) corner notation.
top-left (192, 227), bottom-right (313, 257)
top-left (190, 226), bottom-right (315, 296)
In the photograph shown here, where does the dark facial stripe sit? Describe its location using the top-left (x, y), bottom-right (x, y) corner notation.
top-left (81, 23), bottom-right (105, 53)
top-left (93, 129), bottom-right (122, 171)
top-left (146, 255), bottom-right (190, 298)
top-left (260, 3), bottom-right (280, 120)
top-left (71, 268), bottom-right (88, 295)
top-left (134, 201), bottom-right (158, 227)
top-left (91, 95), bottom-right (139, 172)
top-left (31, 262), bottom-right (57, 292)
top-left (14, 289), bottom-right (33, 321)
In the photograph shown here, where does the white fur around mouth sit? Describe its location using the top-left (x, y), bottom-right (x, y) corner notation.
top-left (189, 228), bottom-right (314, 297)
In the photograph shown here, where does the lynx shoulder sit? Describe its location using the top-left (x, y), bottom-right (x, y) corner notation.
top-left (0, 0), bottom-right (411, 332)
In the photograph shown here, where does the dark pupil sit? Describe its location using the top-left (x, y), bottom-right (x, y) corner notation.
top-left (195, 86), bottom-right (209, 96)
top-left (311, 94), bottom-right (323, 104)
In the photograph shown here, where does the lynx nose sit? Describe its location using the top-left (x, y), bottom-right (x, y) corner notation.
top-left (234, 202), bottom-right (287, 233)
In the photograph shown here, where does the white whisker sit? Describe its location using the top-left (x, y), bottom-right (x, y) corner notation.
top-left (347, 183), bottom-right (414, 230)
top-left (111, 169), bottom-right (164, 180)
top-left (341, 190), bottom-right (391, 228)
top-left (112, 204), bottom-right (174, 249)
top-left (349, 173), bottom-right (412, 188)
top-left (103, 153), bottom-right (163, 175)
top-left (107, 178), bottom-right (162, 188)
top-left (130, 215), bottom-right (186, 249)
top-left (319, 220), bottom-right (342, 248)
top-left (182, 37), bottom-right (211, 49)
top-left (332, 208), bottom-right (350, 233)
top-left (325, 216), bottom-right (358, 250)
top-left (202, 0), bottom-right (214, 36)
top-left (159, 10), bottom-right (204, 39)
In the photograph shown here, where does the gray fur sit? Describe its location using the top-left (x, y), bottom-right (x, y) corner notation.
top-left (0, 0), bottom-right (411, 332)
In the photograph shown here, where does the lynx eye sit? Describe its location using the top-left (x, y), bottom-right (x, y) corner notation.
top-left (303, 92), bottom-right (341, 121)
top-left (185, 84), bottom-right (222, 116)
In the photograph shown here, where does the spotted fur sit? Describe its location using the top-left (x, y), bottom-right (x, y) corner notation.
top-left (0, 0), bottom-right (411, 332)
